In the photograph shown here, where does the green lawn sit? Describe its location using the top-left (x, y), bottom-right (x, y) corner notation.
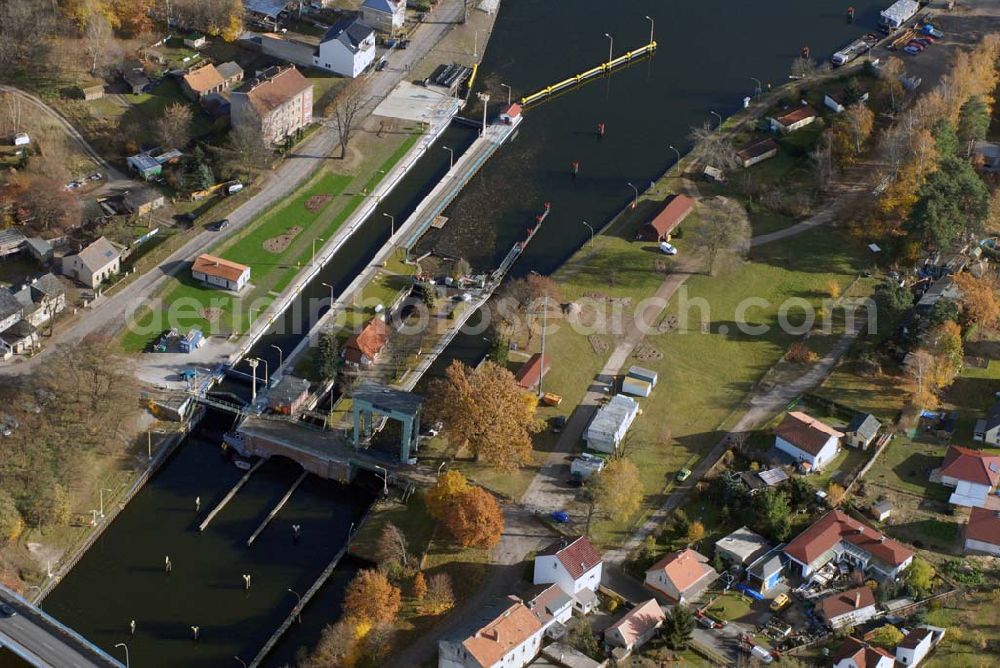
top-left (123, 79), bottom-right (215, 142)
top-left (705, 591), bottom-right (754, 622)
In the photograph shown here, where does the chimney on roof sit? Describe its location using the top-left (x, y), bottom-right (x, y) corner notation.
top-left (580, 561), bottom-right (586, 570)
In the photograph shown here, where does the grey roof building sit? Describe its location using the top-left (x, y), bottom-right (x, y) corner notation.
top-left (844, 413), bottom-right (881, 449)
top-left (715, 527), bottom-right (772, 565)
top-left (323, 18), bottom-right (376, 54)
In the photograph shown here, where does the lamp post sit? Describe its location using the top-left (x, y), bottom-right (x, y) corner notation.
top-left (383, 213), bottom-right (395, 237)
top-left (115, 643), bottom-right (129, 668)
top-left (751, 76), bottom-right (762, 97)
top-left (627, 182), bottom-right (638, 209)
top-left (312, 237), bottom-right (325, 265)
top-left (287, 588), bottom-right (302, 623)
top-left (500, 83), bottom-right (511, 106)
top-left (235, 658), bottom-right (247, 668)
top-left (477, 92), bottom-right (490, 136)
top-left (644, 15), bottom-right (655, 44)
top-left (582, 221), bottom-right (594, 247)
top-left (321, 282), bottom-right (335, 308)
top-left (374, 465), bottom-right (388, 496)
top-left (248, 358), bottom-right (259, 403)
top-left (99, 488), bottom-right (112, 518)
top-left (270, 344), bottom-right (283, 368)
top-left (668, 145), bottom-right (680, 174)
top-left (604, 33), bottom-right (613, 63)
top-left (473, 28), bottom-right (488, 58)
top-left (710, 110), bottom-right (722, 130)
top-left (443, 145), bottom-right (454, 170)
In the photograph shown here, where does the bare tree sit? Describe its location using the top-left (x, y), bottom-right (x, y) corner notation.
top-left (375, 522), bottom-right (409, 569)
top-left (155, 103), bottom-right (193, 149)
top-left (84, 14), bottom-right (115, 76)
top-left (225, 123), bottom-right (271, 178)
top-left (790, 56), bottom-right (818, 79)
top-left (810, 132), bottom-right (834, 188)
top-left (331, 89), bottom-right (364, 160)
top-left (0, 0), bottom-right (54, 68)
top-left (694, 197), bottom-right (751, 276)
top-left (688, 122), bottom-right (739, 171)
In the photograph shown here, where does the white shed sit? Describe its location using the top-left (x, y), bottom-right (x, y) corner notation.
top-left (627, 365), bottom-right (658, 387)
top-left (12, 133), bottom-right (30, 147)
top-left (585, 394), bottom-right (639, 454)
top-left (622, 377), bottom-right (652, 398)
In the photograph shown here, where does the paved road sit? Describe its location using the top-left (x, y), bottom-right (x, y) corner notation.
top-left (0, 0), bottom-right (467, 378)
top-left (0, 587), bottom-right (122, 668)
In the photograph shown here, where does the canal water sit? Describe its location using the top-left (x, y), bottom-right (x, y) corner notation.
top-left (45, 1), bottom-right (893, 665)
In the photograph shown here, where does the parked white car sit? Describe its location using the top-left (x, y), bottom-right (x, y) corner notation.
top-left (659, 241), bottom-right (678, 255)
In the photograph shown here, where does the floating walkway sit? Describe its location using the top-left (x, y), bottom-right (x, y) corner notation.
top-left (519, 41), bottom-right (657, 106)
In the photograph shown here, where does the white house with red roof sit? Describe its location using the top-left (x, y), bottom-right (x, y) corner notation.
top-left (964, 506), bottom-right (1000, 556)
top-left (818, 586), bottom-right (877, 629)
top-left (532, 536), bottom-right (602, 613)
top-left (774, 411), bottom-right (844, 472)
top-left (643, 548), bottom-right (718, 603)
top-left (438, 595), bottom-right (543, 668)
top-left (832, 636), bottom-right (895, 668)
top-left (782, 510), bottom-right (914, 579)
top-left (604, 599), bottom-right (664, 654)
top-left (936, 445), bottom-right (1000, 508)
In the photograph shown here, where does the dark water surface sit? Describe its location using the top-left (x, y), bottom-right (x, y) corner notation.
top-left (46, 1), bottom-right (891, 665)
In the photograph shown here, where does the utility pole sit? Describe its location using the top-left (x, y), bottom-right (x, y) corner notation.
top-left (477, 92), bottom-right (490, 136)
top-left (248, 358), bottom-right (259, 403)
top-left (537, 293), bottom-right (548, 398)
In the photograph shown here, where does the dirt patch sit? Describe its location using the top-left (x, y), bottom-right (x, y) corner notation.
top-left (263, 226), bottom-right (303, 254)
top-left (633, 344), bottom-right (663, 361)
top-left (305, 195), bottom-right (332, 213)
top-left (589, 335), bottom-right (609, 355)
top-left (200, 307), bottom-right (223, 322)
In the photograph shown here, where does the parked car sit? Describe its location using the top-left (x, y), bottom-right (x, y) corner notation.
top-left (376, 60), bottom-right (388, 72)
top-left (550, 415), bottom-right (567, 433)
top-left (770, 593), bottom-right (791, 612)
top-left (550, 511), bottom-right (570, 524)
top-left (904, 43), bottom-right (922, 55)
top-left (212, 219), bottom-right (230, 231)
top-left (0, 604), bottom-right (16, 617)
top-left (676, 468), bottom-right (692, 482)
top-left (914, 37), bottom-right (933, 47)
top-left (659, 241), bottom-right (678, 255)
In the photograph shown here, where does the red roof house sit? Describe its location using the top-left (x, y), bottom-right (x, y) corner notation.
top-left (964, 506), bottom-right (1000, 556)
top-left (500, 103), bottom-right (522, 124)
top-left (640, 194), bottom-right (694, 241)
top-left (782, 510), bottom-right (914, 579)
top-left (532, 536), bottom-right (603, 612)
top-left (769, 105), bottom-right (818, 133)
top-left (818, 586), bottom-right (877, 629)
top-left (515, 353), bottom-right (550, 391)
top-left (832, 636), bottom-right (895, 668)
top-left (343, 317), bottom-right (388, 368)
top-left (939, 445), bottom-right (1000, 508)
top-left (604, 599), bottom-right (664, 652)
top-left (644, 548), bottom-right (717, 603)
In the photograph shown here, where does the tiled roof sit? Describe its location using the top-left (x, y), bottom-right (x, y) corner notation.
top-left (462, 596), bottom-right (542, 668)
top-left (965, 506), bottom-right (1000, 546)
top-left (774, 105), bottom-right (817, 126)
top-left (237, 66), bottom-right (312, 116)
top-left (940, 445), bottom-right (1000, 486)
top-left (192, 254), bottom-right (249, 282)
top-left (819, 586), bottom-right (875, 620)
top-left (645, 194), bottom-right (694, 238)
top-left (525, 584), bottom-right (572, 626)
top-left (783, 510), bottom-right (913, 568)
top-left (833, 636), bottom-right (894, 668)
top-left (606, 599), bottom-right (664, 648)
top-left (646, 548), bottom-right (715, 594)
top-left (346, 317), bottom-right (388, 360)
top-left (898, 626), bottom-right (933, 650)
top-left (737, 137), bottom-right (779, 161)
top-left (183, 64), bottom-right (224, 94)
top-left (537, 536), bottom-right (602, 581)
top-left (515, 352), bottom-right (550, 390)
top-left (775, 411), bottom-right (844, 456)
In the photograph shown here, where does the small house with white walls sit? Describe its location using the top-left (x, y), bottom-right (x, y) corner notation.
top-left (438, 595), bottom-right (543, 668)
top-left (832, 637), bottom-right (895, 668)
top-left (818, 586), bottom-right (877, 629)
top-left (361, 0), bottom-right (406, 34)
top-left (936, 445), bottom-right (1000, 508)
top-left (895, 627), bottom-right (935, 667)
top-left (964, 506), bottom-right (1000, 556)
top-left (314, 18), bottom-right (376, 78)
top-left (532, 536), bottom-right (602, 614)
top-left (774, 411), bottom-right (844, 472)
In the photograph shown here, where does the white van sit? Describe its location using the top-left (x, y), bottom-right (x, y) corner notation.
top-left (227, 182), bottom-right (244, 195)
top-left (659, 241), bottom-right (678, 255)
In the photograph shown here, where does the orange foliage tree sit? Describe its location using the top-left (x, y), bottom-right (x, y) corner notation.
top-left (442, 487), bottom-right (505, 548)
top-left (343, 569), bottom-right (401, 627)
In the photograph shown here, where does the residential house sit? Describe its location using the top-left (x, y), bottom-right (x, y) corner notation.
top-left (818, 586), bottom-right (878, 629)
top-left (313, 18), bottom-right (376, 78)
top-left (769, 105), bottom-right (817, 133)
top-left (24, 237), bottom-right (53, 264)
top-left (231, 66), bottom-right (313, 146)
top-left (644, 548), bottom-right (718, 603)
top-left (640, 194), bottom-right (694, 242)
top-left (823, 90), bottom-right (869, 113)
top-left (832, 636), bottom-right (895, 668)
top-left (437, 595), bottom-right (543, 668)
top-left (125, 187), bottom-right (166, 216)
top-left (183, 32), bottom-right (207, 48)
top-left (182, 64), bottom-right (225, 100)
top-left (0, 229), bottom-right (26, 258)
top-left (844, 413), bottom-right (881, 450)
top-left (10, 274), bottom-right (66, 328)
top-left (0, 320), bottom-right (38, 356)
top-left (936, 445), bottom-right (1000, 508)
top-left (515, 352), bottom-right (550, 391)
top-left (344, 317), bottom-right (389, 368)
top-left (584, 394), bottom-right (638, 454)
top-left (268, 375), bottom-right (310, 415)
top-left (973, 401), bottom-right (1000, 445)
top-left (604, 599), bottom-right (664, 654)
top-left (895, 626), bottom-right (935, 666)
top-left (216, 61), bottom-right (244, 88)
top-left (747, 548), bottom-right (786, 593)
top-left (782, 509), bottom-right (914, 579)
top-left (736, 137), bottom-right (779, 168)
top-left (361, 0), bottom-right (406, 33)
top-left (0, 291), bottom-right (22, 335)
top-left (122, 65), bottom-right (151, 95)
top-left (532, 536), bottom-right (602, 614)
top-left (525, 584), bottom-right (573, 635)
top-left (773, 411), bottom-right (844, 472)
top-left (62, 237), bottom-right (122, 289)
top-left (964, 506), bottom-right (1000, 556)
top-left (191, 254), bottom-right (251, 292)
top-left (715, 526), bottom-right (771, 566)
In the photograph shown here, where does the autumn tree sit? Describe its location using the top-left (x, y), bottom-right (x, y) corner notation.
top-left (826, 482), bottom-right (846, 506)
top-left (343, 569), bottom-right (402, 626)
top-left (375, 522), bottom-right (409, 573)
top-left (171, 0), bottom-right (243, 40)
top-left (686, 520), bottom-right (705, 544)
top-left (954, 272), bottom-right (1000, 332)
top-left (0, 491), bottom-right (23, 544)
top-left (156, 103), bottom-right (193, 149)
top-left (83, 14), bottom-right (116, 75)
top-left (907, 557), bottom-right (935, 598)
top-left (14, 175), bottom-right (83, 233)
top-left (869, 624), bottom-right (904, 649)
top-left (790, 56), bottom-right (817, 79)
top-left (905, 349), bottom-right (938, 409)
top-left (424, 573), bottom-right (455, 614)
top-left (20, 482), bottom-right (70, 529)
top-left (304, 619), bottom-right (357, 668)
top-left (496, 273), bottom-right (560, 344)
top-left (426, 360), bottom-right (539, 471)
top-left (411, 571), bottom-right (427, 600)
top-left (590, 457), bottom-right (643, 528)
top-left (878, 57), bottom-right (906, 112)
top-left (442, 487), bottom-right (504, 548)
top-left (425, 469), bottom-right (470, 521)
top-left (0, 0), bottom-right (55, 69)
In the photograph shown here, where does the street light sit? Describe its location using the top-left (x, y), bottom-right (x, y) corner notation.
top-left (644, 15), bottom-right (655, 44)
top-left (750, 76), bottom-right (762, 97)
top-left (115, 643), bottom-right (129, 668)
top-left (710, 110), bottom-right (722, 130)
top-left (99, 488), bottom-right (112, 518)
top-left (473, 28), bottom-right (488, 58)
top-left (248, 358), bottom-right (259, 403)
top-left (374, 465), bottom-right (389, 496)
top-left (383, 213), bottom-right (395, 236)
top-left (256, 357), bottom-right (269, 386)
top-left (627, 182), bottom-right (638, 209)
top-left (603, 33), bottom-right (613, 64)
top-left (443, 145), bottom-right (454, 170)
top-left (500, 83), bottom-right (511, 106)
top-left (312, 237), bottom-right (325, 265)
top-left (235, 657), bottom-right (247, 668)
top-left (270, 344), bottom-right (283, 368)
top-left (477, 92), bottom-right (490, 136)
top-left (321, 282), bottom-right (335, 308)
top-left (582, 221), bottom-right (594, 247)
top-left (287, 588), bottom-right (302, 623)
top-left (668, 145), bottom-right (681, 174)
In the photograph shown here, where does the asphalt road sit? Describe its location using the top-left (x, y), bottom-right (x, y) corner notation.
top-left (0, 0), bottom-right (466, 379)
top-left (0, 589), bottom-right (121, 668)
